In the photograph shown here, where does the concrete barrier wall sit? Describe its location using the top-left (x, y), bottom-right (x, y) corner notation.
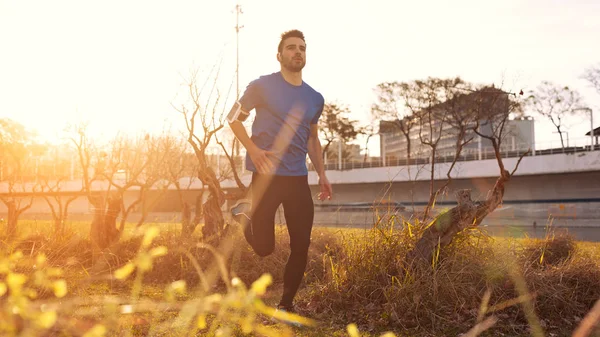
top-left (2, 171), bottom-right (600, 223)
top-left (308, 171), bottom-right (600, 205)
top-left (2, 152), bottom-right (600, 226)
top-left (5, 151), bottom-right (596, 193)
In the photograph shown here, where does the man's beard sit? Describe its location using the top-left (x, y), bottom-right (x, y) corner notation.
top-left (282, 58), bottom-right (305, 72)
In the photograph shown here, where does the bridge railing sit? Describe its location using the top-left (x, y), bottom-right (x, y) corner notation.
top-left (310, 137), bottom-right (600, 171)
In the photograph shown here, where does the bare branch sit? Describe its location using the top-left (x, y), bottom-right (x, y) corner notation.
top-left (526, 81), bottom-right (583, 149)
top-left (510, 149), bottom-right (531, 177)
top-left (215, 134), bottom-right (246, 191)
top-left (581, 64), bottom-right (600, 95)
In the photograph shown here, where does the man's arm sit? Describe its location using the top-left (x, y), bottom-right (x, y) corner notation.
top-left (308, 124), bottom-right (332, 200)
top-left (229, 119), bottom-right (274, 174)
top-left (307, 124), bottom-right (325, 177)
top-left (229, 120), bottom-right (258, 154)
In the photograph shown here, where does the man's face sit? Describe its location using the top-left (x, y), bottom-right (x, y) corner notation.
top-left (278, 37), bottom-right (306, 72)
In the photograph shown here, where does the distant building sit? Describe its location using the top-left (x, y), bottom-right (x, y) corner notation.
top-left (378, 88), bottom-right (535, 162)
top-left (585, 126), bottom-right (600, 146)
top-left (324, 141), bottom-right (362, 163)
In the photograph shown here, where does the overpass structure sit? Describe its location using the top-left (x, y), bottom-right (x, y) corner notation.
top-left (2, 146), bottom-right (600, 228)
top-left (303, 150), bottom-right (600, 227)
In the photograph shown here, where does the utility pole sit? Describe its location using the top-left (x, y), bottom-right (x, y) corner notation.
top-left (573, 107), bottom-right (593, 151)
top-left (235, 3), bottom-right (243, 101)
top-left (234, 2), bottom-right (244, 165)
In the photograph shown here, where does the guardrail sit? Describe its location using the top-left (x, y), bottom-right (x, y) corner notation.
top-left (310, 141), bottom-right (600, 171)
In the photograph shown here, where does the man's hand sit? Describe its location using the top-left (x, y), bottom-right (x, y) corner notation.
top-left (318, 175), bottom-right (333, 201)
top-left (248, 147), bottom-right (276, 174)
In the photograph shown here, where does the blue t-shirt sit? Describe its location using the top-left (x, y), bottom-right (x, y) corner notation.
top-left (239, 71), bottom-right (324, 176)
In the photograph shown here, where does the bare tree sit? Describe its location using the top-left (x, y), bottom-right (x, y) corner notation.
top-left (372, 82), bottom-right (419, 165)
top-left (418, 79), bottom-right (479, 220)
top-left (175, 67), bottom-right (247, 241)
top-left (68, 124), bottom-right (167, 248)
top-left (416, 79), bottom-right (450, 220)
top-left (68, 124), bottom-right (119, 249)
top-left (39, 180), bottom-right (79, 237)
top-left (100, 133), bottom-right (171, 234)
top-left (33, 143), bottom-right (81, 236)
top-left (582, 63), bottom-right (600, 95)
top-left (132, 133), bottom-right (176, 228)
top-left (0, 119), bottom-right (41, 237)
top-left (360, 124), bottom-right (377, 164)
top-left (527, 81), bottom-right (583, 149)
top-left (214, 130), bottom-right (247, 198)
top-left (0, 182), bottom-right (37, 238)
top-left (161, 132), bottom-right (200, 238)
top-left (318, 103), bottom-right (361, 161)
top-left (387, 77), bottom-right (468, 220)
top-left (372, 80), bottom-right (438, 217)
top-left (324, 142), bottom-right (362, 163)
top-left (406, 86), bottom-right (529, 266)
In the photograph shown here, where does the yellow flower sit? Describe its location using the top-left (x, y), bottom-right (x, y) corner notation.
top-left (347, 323), bottom-right (360, 337)
top-left (197, 314), bottom-right (207, 329)
top-left (7, 273), bottom-right (27, 292)
top-left (10, 251), bottom-right (23, 261)
top-left (52, 280), bottom-right (67, 298)
top-left (142, 226), bottom-right (160, 248)
top-left (149, 246), bottom-right (168, 257)
top-left (35, 254), bottom-right (47, 267)
top-left (36, 311), bottom-right (57, 329)
top-left (165, 280), bottom-right (186, 301)
top-left (137, 254), bottom-right (153, 272)
top-left (250, 274), bottom-right (272, 296)
top-left (114, 262), bottom-right (135, 280)
top-left (82, 324), bottom-right (107, 337)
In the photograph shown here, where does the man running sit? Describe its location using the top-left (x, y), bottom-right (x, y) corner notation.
top-left (228, 29), bottom-right (332, 314)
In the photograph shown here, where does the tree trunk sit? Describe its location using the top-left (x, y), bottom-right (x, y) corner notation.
top-left (89, 195), bottom-right (105, 248)
top-left (558, 130), bottom-right (566, 149)
top-left (363, 135), bottom-right (373, 164)
top-left (3, 199), bottom-right (32, 238)
top-left (44, 195), bottom-right (74, 238)
top-left (322, 140), bottom-right (333, 160)
top-left (406, 170), bottom-right (510, 266)
top-left (197, 166), bottom-right (225, 240)
top-left (193, 192), bottom-right (203, 229)
top-left (202, 194), bottom-right (224, 240)
top-left (405, 134), bottom-right (411, 166)
top-left (181, 201), bottom-right (193, 238)
top-left (54, 218), bottom-right (63, 237)
top-left (89, 194), bottom-right (122, 249)
top-left (421, 147), bottom-right (437, 221)
top-left (6, 201), bottom-right (17, 237)
top-left (54, 199), bottom-right (68, 237)
top-left (104, 196), bottom-right (121, 243)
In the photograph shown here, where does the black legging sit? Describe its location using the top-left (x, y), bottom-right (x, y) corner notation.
top-left (244, 172), bottom-right (314, 308)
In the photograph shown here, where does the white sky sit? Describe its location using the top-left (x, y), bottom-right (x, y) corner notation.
top-left (1, 0), bottom-right (599, 154)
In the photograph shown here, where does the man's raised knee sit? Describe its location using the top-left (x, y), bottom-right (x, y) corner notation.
top-left (253, 244), bottom-right (275, 257)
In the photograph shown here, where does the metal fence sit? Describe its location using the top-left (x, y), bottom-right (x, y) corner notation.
top-left (310, 138), bottom-right (600, 171)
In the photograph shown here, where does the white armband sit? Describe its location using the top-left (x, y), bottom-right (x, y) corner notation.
top-left (227, 101), bottom-right (250, 123)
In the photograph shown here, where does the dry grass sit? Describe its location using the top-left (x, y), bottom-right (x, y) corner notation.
top-left (1, 219), bottom-right (600, 336)
top-left (297, 224), bottom-right (600, 336)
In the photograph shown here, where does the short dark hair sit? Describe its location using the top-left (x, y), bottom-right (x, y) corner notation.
top-left (278, 30), bottom-right (305, 53)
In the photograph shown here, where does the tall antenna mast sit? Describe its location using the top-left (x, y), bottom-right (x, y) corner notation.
top-left (235, 3), bottom-right (243, 100)
top-left (233, 3), bottom-right (244, 160)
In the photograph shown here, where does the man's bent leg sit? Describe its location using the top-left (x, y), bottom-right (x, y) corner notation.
top-left (247, 173), bottom-right (283, 257)
top-left (279, 176), bottom-right (314, 308)
top-left (231, 199), bottom-right (252, 237)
